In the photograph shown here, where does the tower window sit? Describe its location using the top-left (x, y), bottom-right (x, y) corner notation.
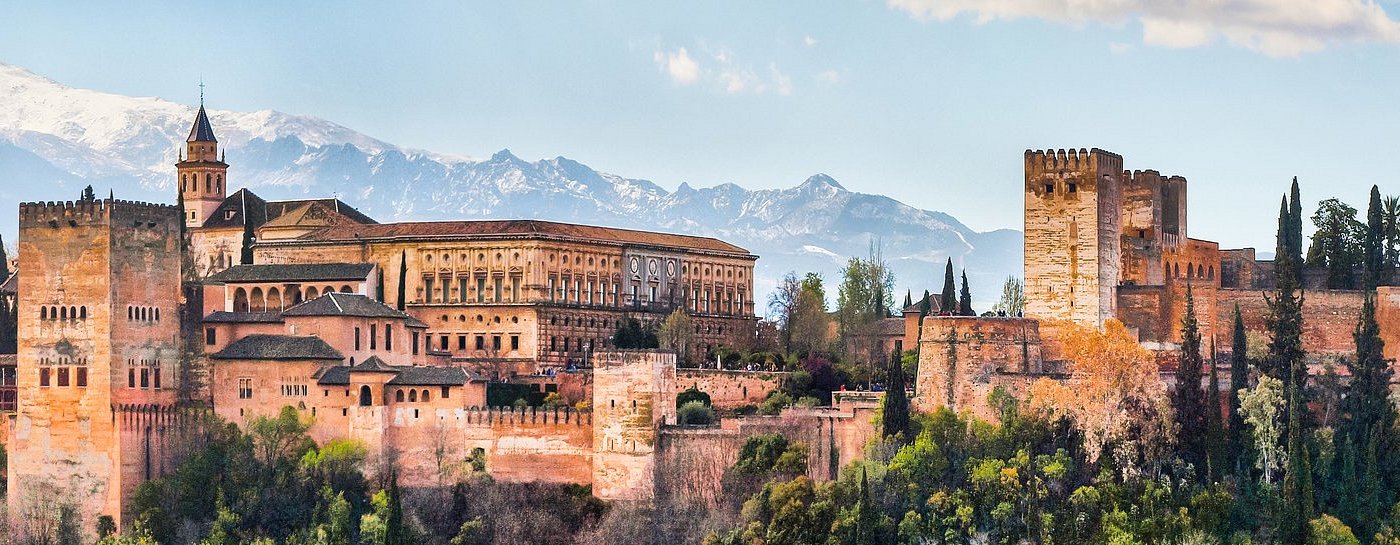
top-left (1044, 183), bottom-right (1054, 194)
top-left (1068, 183), bottom-right (1077, 193)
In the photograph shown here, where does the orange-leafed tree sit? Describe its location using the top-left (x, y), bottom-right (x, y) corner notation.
top-left (1028, 320), bottom-right (1173, 475)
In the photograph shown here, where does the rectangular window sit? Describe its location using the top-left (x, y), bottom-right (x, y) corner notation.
top-left (440, 335), bottom-right (449, 351)
top-left (510, 335), bottom-right (519, 350)
top-left (57, 367), bottom-right (70, 387)
top-left (412, 331), bottom-right (420, 355)
top-left (477, 277), bottom-right (486, 303)
top-left (238, 378), bottom-right (253, 399)
top-left (1044, 183), bottom-right (1054, 194)
top-left (494, 277), bottom-right (502, 302)
top-left (423, 276), bottom-right (434, 303)
top-left (206, 328), bottom-right (217, 345)
top-left (548, 276), bottom-right (556, 302)
top-left (76, 367), bottom-right (88, 387)
top-left (128, 368), bottom-right (135, 388)
top-left (492, 336), bottom-right (501, 350)
top-left (40, 367), bottom-right (51, 387)
top-left (475, 336), bottom-right (485, 350)
top-left (355, 327), bottom-right (361, 350)
top-left (441, 386), bottom-right (450, 399)
top-left (140, 369), bottom-right (149, 388)
top-left (385, 325), bottom-right (393, 351)
top-left (458, 335), bottom-right (467, 350)
top-left (511, 276), bottom-right (520, 302)
top-left (370, 324), bottom-right (377, 350)
top-left (649, 286), bottom-right (657, 303)
top-left (1068, 182), bottom-right (1077, 193)
top-left (459, 278), bottom-right (468, 303)
top-left (153, 368), bottom-right (161, 390)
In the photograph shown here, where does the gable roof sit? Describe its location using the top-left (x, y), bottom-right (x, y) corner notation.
top-left (387, 366), bottom-right (474, 386)
top-left (267, 198), bottom-right (377, 226)
top-left (198, 190), bottom-right (375, 230)
top-left (201, 189), bottom-right (268, 229)
top-left (281, 292), bottom-right (427, 328)
top-left (211, 334), bottom-right (344, 361)
top-left (202, 311), bottom-right (285, 324)
top-left (901, 292), bottom-right (943, 315)
top-left (207, 263), bottom-right (376, 284)
top-left (288, 219), bottom-right (751, 255)
top-left (350, 355), bottom-right (397, 373)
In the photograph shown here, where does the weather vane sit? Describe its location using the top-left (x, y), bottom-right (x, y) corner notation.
top-left (199, 76), bottom-right (205, 106)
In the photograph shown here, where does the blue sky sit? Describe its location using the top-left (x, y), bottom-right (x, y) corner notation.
top-left (4, 1), bottom-right (1400, 251)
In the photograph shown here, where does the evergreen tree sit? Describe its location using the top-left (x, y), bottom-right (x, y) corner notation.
top-left (882, 347), bottom-right (910, 441)
top-left (396, 250), bottom-right (407, 311)
top-left (0, 233), bottom-right (10, 281)
top-left (1265, 189), bottom-right (1307, 390)
top-left (855, 468), bottom-right (878, 545)
top-left (1343, 294), bottom-right (1392, 455)
top-left (957, 270), bottom-right (973, 316)
top-left (1206, 337), bottom-right (1224, 481)
top-left (80, 185), bottom-right (96, 202)
top-left (1290, 177), bottom-right (1304, 272)
top-left (919, 290), bottom-right (931, 318)
top-left (1229, 305), bottom-right (1250, 477)
top-left (1173, 284), bottom-right (1207, 478)
top-left (903, 290), bottom-right (912, 310)
top-left (385, 470), bottom-right (408, 545)
top-left (1282, 361), bottom-right (1315, 544)
top-left (939, 258), bottom-right (956, 315)
top-left (1365, 185), bottom-right (1386, 289)
top-left (240, 205), bottom-right (255, 265)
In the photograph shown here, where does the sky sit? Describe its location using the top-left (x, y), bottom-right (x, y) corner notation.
top-left (4, 0), bottom-right (1400, 251)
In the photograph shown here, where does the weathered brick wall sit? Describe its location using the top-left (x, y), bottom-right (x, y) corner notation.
top-left (1024, 149), bottom-right (1123, 327)
top-left (675, 369), bottom-right (785, 409)
top-left (1117, 285), bottom-right (1170, 344)
top-left (1216, 288), bottom-right (1363, 361)
top-left (654, 403), bottom-right (878, 506)
top-left (591, 351), bottom-right (676, 501)
top-left (913, 317), bottom-right (1044, 418)
top-left (1120, 170), bottom-right (1165, 286)
top-left (1375, 287), bottom-right (1400, 365)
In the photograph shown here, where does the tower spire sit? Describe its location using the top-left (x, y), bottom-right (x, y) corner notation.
top-left (199, 77), bottom-right (205, 106)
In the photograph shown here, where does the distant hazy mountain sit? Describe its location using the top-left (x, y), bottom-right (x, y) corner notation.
top-left (0, 62), bottom-right (1022, 310)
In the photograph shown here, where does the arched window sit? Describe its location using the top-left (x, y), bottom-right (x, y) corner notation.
top-left (233, 288), bottom-right (250, 312)
top-left (395, 390), bottom-right (404, 402)
top-left (205, 173), bottom-right (211, 192)
top-left (79, 306), bottom-right (87, 320)
top-left (305, 286), bottom-right (319, 300)
top-left (60, 307), bottom-right (67, 320)
top-left (359, 385), bottom-right (373, 406)
top-left (323, 286), bottom-right (335, 297)
top-left (268, 287), bottom-right (282, 311)
top-left (340, 285), bottom-right (353, 293)
top-left (1209, 266), bottom-right (1215, 280)
top-left (69, 306), bottom-right (76, 320)
top-left (40, 307), bottom-right (47, 320)
top-left (216, 175), bottom-right (222, 193)
top-left (421, 389), bottom-right (430, 402)
top-left (250, 287), bottom-right (266, 313)
top-left (181, 174), bottom-right (187, 191)
top-left (408, 390), bottom-right (417, 402)
top-left (153, 308), bottom-right (159, 321)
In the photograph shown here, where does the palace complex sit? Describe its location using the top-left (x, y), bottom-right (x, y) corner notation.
top-left (4, 107), bottom-right (1398, 536)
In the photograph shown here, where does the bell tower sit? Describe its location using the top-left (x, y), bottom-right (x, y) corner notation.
top-left (176, 98), bottom-right (227, 228)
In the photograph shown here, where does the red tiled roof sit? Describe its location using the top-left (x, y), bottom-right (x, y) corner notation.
top-left (287, 219), bottom-right (751, 255)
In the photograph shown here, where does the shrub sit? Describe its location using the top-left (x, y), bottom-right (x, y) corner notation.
top-left (1307, 515), bottom-right (1359, 545)
top-left (677, 387), bottom-right (712, 409)
top-left (758, 391), bottom-right (793, 416)
top-left (794, 396), bottom-right (822, 409)
top-left (678, 401), bottom-right (715, 426)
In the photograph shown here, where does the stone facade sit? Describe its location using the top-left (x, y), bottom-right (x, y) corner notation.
top-left (1024, 149), bottom-right (1124, 327)
top-left (912, 317), bottom-right (1049, 420)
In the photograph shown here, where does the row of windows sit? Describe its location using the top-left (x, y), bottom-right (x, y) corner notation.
top-left (127, 305), bottom-right (160, 322)
top-left (439, 313), bottom-right (520, 324)
top-left (181, 173), bottom-right (222, 194)
top-left (282, 384), bottom-right (309, 397)
top-left (549, 336), bottom-right (605, 353)
top-left (436, 334), bottom-right (519, 352)
top-left (421, 275), bottom-right (520, 304)
top-left (1042, 181), bottom-right (1078, 194)
top-left (232, 285), bottom-right (357, 313)
top-left (393, 388), bottom-right (442, 403)
top-left (39, 305), bottom-right (87, 321)
top-left (1168, 261), bottom-right (1216, 280)
top-left (127, 367), bottom-right (161, 389)
top-left (39, 367), bottom-right (88, 388)
top-left (353, 323), bottom-right (395, 352)
top-left (233, 381), bottom-right (453, 404)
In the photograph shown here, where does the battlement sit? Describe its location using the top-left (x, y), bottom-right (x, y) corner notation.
top-left (1024, 148), bottom-right (1123, 172)
top-left (453, 405), bottom-right (593, 427)
top-left (19, 198), bottom-right (179, 228)
top-left (592, 349), bottom-right (676, 369)
top-left (920, 316), bottom-right (1041, 344)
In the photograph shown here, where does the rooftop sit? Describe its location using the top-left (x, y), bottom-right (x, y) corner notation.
top-left (187, 105), bottom-right (217, 142)
top-left (203, 311), bottom-right (285, 324)
top-left (287, 219), bottom-right (751, 255)
top-left (211, 334), bottom-right (344, 361)
top-left (207, 263), bottom-right (376, 284)
top-left (282, 292), bottom-right (428, 328)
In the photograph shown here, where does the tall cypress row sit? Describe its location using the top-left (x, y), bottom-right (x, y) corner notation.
top-left (1364, 185), bottom-right (1385, 289)
top-left (1344, 294), bottom-right (1392, 457)
top-left (1206, 337), bottom-right (1223, 481)
top-left (957, 270), bottom-right (973, 316)
top-left (396, 250), bottom-right (408, 311)
top-left (882, 347), bottom-right (910, 441)
top-left (1282, 370), bottom-right (1315, 544)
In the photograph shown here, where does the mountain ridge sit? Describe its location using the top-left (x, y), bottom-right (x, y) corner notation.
top-left (0, 62), bottom-right (1022, 310)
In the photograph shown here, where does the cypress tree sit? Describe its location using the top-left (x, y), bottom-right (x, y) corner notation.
top-left (1344, 294), bottom-right (1392, 452)
top-left (1206, 337), bottom-right (1223, 481)
top-left (903, 290), bottom-right (912, 310)
top-left (386, 469), bottom-right (407, 545)
top-left (939, 258), bottom-right (956, 315)
top-left (1266, 188), bottom-right (1307, 389)
top-left (240, 207), bottom-right (255, 265)
top-left (1173, 284), bottom-right (1207, 478)
top-left (919, 290), bottom-right (931, 318)
top-left (1364, 185), bottom-right (1385, 289)
top-left (1282, 358), bottom-right (1315, 544)
top-left (882, 347), bottom-right (910, 442)
top-left (1289, 177), bottom-right (1304, 272)
top-left (396, 250), bottom-right (408, 311)
top-left (855, 468), bottom-right (878, 545)
top-left (957, 270), bottom-right (973, 316)
top-left (1229, 305), bottom-right (1250, 477)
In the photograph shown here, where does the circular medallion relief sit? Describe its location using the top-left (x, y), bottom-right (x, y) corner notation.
top-left (647, 259), bottom-right (659, 275)
top-left (629, 257), bottom-right (640, 274)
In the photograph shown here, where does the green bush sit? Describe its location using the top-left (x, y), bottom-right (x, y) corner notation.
top-left (678, 401), bottom-right (716, 426)
top-left (758, 391), bottom-right (793, 415)
top-left (677, 387), bottom-right (712, 409)
top-left (1308, 515), bottom-right (1360, 545)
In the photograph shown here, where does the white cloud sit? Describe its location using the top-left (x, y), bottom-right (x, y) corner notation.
top-left (886, 0), bottom-right (1400, 56)
top-left (816, 69), bottom-right (842, 83)
top-left (654, 44), bottom-right (794, 95)
top-left (804, 35), bottom-right (819, 47)
top-left (653, 47), bottom-right (701, 84)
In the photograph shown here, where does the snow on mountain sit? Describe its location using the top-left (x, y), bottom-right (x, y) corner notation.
top-left (0, 62), bottom-right (1022, 310)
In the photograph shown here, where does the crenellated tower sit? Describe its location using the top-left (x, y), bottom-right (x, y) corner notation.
top-left (1023, 148), bottom-right (1123, 327)
top-left (7, 198), bottom-right (183, 534)
top-left (176, 104), bottom-right (227, 228)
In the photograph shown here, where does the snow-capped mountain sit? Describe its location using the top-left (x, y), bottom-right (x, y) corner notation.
top-left (0, 62), bottom-right (1022, 310)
